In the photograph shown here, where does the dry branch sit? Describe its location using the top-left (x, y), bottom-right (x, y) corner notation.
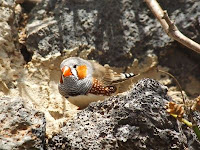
top-left (144, 0), bottom-right (200, 54)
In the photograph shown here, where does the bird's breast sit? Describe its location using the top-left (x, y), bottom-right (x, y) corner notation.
top-left (67, 94), bottom-right (108, 109)
top-left (58, 76), bottom-right (93, 97)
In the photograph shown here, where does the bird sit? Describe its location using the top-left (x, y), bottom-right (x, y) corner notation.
top-left (58, 57), bottom-right (136, 109)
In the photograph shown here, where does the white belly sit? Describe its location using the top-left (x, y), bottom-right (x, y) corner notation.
top-left (68, 94), bottom-right (107, 109)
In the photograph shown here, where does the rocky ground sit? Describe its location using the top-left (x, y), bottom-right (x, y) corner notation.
top-left (0, 0), bottom-right (199, 149)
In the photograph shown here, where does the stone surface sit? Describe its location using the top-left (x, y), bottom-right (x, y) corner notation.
top-left (47, 78), bottom-right (200, 150)
top-left (25, 0), bottom-right (200, 67)
top-left (24, 0), bottom-right (200, 100)
top-left (0, 0), bottom-right (25, 97)
top-left (0, 0), bottom-right (78, 137)
top-left (0, 0), bottom-right (199, 149)
top-left (0, 96), bottom-right (46, 149)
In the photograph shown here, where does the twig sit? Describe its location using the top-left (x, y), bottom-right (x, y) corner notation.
top-left (157, 68), bottom-right (185, 104)
top-left (144, 0), bottom-right (200, 54)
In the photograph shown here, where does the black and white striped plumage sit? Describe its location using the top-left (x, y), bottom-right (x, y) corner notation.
top-left (58, 57), bottom-right (136, 109)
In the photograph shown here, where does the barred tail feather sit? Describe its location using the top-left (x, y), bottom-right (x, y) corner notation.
top-left (110, 72), bottom-right (136, 84)
top-left (121, 73), bottom-right (136, 79)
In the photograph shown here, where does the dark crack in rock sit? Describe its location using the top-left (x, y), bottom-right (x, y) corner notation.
top-left (47, 78), bottom-right (200, 150)
top-left (0, 97), bottom-right (46, 150)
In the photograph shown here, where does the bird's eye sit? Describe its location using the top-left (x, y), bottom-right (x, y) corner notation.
top-left (73, 65), bottom-right (77, 68)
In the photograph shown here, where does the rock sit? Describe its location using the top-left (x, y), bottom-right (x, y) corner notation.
top-left (0, 97), bottom-right (46, 150)
top-left (25, 0), bottom-right (200, 67)
top-left (0, 0), bottom-right (16, 53)
top-left (47, 78), bottom-right (200, 149)
top-left (0, 0), bottom-right (199, 149)
top-left (0, 0), bottom-right (25, 96)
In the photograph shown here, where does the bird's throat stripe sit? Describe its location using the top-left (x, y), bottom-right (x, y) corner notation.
top-left (60, 75), bottom-right (63, 83)
top-left (76, 65), bottom-right (87, 79)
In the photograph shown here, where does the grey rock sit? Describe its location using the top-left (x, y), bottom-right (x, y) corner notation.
top-left (0, 0), bottom-right (16, 53)
top-left (0, 0), bottom-right (16, 8)
top-left (25, 0), bottom-right (200, 67)
top-left (0, 97), bottom-right (46, 150)
top-left (47, 78), bottom-right (200, 150)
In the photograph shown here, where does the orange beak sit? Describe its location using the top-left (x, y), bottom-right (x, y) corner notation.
top-left (61, 66), bottom-right (72, 77)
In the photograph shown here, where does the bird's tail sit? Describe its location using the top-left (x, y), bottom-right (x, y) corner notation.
top-left (111, 72), bottom-right (136, 84)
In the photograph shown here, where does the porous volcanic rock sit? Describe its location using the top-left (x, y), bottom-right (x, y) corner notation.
top-left (25, 0), bottom-right (200, 67)
top-left (47, 78), bottom-right (200, 150)
top-left (0, 97), bottom-right (46, 150)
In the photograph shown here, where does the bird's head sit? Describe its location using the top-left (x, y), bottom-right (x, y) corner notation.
top-left (59, 57), bottom-right (91, 84)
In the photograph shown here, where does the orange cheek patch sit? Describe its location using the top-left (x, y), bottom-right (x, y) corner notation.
top-left (62, 66), bottom-right (72, 77)
top-left (77, 65), bottom-right (87, 79)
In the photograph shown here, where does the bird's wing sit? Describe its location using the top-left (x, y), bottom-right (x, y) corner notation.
top-left (89, 61), bottom-right (134, 86)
